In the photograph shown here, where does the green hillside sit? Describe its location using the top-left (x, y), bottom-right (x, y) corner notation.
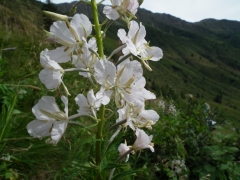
top-left (56, 2), bottom-right (240, 124)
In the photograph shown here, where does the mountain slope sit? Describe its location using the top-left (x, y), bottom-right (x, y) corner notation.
top-left (55, 2), bottom-right (240, 122)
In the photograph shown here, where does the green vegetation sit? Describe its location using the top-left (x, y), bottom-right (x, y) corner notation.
top-left (0, 0), bottom-right (240, 179)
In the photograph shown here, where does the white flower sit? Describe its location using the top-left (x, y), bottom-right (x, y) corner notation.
top-left (50, 13), bottom-right (92, 56)
top-left (94, 58), bottom-right (145, 108)
top-left (118, 20), bottom-right (163, 71)
top-left (158, 100), bottom-right (165, 110)
top-left (38, 49), bottom-right (66, 91)
top-left (75, 89), bottom-right (102, 118)
top-left (134, 76), bottom-right (156, 100)
top-left (168, 103), bottom-right (177, 116)
top-left (72, 38), bottom-right (98, 79)
top-left (27, 96), bottom-right (68, 144)
top-left (118, 140), bottom-right (130, 162)
top-left (103, 0), bottom-right (139, 21)
top-left (117, 104), bottom-right (159, 130)
top-left (132, 129), bottom-right (154, 152)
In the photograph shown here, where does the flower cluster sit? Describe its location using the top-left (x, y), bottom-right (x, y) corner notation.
top-left (27, 0), bottom-right (163, 165)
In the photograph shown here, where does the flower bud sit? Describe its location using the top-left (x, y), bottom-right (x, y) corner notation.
top-left (43, 11), bottom-right (68, 21)
top-left (138, 0), bottom-right (144, 6)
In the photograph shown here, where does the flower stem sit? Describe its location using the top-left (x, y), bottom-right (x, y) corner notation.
top-left (91, 1), bottom-right (105, 179)
top-left (96, 105), bottom-right (105, 179)
top-left (108, 149), bottom-right (133, 180)
top-left (91, 0), bottom-right (104, 58)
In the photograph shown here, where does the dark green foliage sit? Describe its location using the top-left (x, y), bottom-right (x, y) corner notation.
top-left (214, 93), bottom-right (223, 104)
top-left (149, 98), bottom-right (240, 179)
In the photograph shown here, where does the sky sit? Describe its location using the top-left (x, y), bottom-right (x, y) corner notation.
top-left (42, 0), bottom-right (240, 22)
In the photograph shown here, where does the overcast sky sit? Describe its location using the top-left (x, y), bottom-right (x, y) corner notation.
top-left (44, 0), bottom-right (240, 22)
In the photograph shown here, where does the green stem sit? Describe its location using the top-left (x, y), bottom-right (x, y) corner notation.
top-left (108, 149), bottom-right (133, 180)
top-left (0, 95), bottom-right (17, 141)
top-left (96, 105), bottom-right (105, 179)
top-left (91, 0), bottom-right (104, 58)
top-left (115, 53), bottom-right (132, 65)
top-left (90, 1), bottom-right (105, 179)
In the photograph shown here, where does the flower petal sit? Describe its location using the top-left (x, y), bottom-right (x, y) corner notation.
top-left (51, 121), bottom-right (68, 144)
top-left (47, 46), bottom-right (71, 63)
top-left (70, 14), bottom-right (92, 39)
top-left (146, 46), bottom-right (163, 61)
top-left (27, 120), bottom-right (53, 138)
top-left (103, 6), bottom-right (120, 20)
top-left (39, 69), bottom-right (62, 89)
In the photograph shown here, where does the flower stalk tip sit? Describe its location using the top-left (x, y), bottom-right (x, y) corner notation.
top-left (43, 11), bottom-right (69, 21)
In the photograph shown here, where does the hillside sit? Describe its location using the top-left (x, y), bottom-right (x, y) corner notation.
top-left (0, 0), bottom-right (239, 124)
top-left (55, 2), bottom-right (240, 123)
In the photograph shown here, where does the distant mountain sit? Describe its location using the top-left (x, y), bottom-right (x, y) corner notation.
top-left (55, 2), bottom-right (240, 122)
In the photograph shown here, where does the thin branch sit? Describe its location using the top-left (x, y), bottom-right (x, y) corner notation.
top-left (109, 119), bottom-right (127, 131)
top-left (115, 53), bottom-right (132, 65)
top-left (107, 44), bottom-right (127, 60)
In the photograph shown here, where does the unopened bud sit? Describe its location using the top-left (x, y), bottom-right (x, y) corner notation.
top-left (138, 0), bottom-right (144, 6)
top-left (70, 6), bottom-right (77, 15)
top-left (142, 60), bottom-right (152, 71)
top-left (43, 11), bottom-right (68, 21)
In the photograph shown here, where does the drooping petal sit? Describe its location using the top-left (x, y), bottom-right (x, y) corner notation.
top-left (40, 49), bottom-right (63, 70)
top-left (51, 121), bottom-right (68, 144)
top-left (39, 69), bottom-right (62, 89)
top-left (47, 46), bottom-right (71, 63)
top-left (132, 129), bottom-right (153, 151)
top-left (27, 120), bottom-right (54, 138)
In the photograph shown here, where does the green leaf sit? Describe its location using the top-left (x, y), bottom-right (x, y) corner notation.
top-left (204, 164), bottom-right (216, 172)
top-left (233, 166), bottom-right (240, 176)
top-left (12, 109), bottom-right (21, 115)
top-left (112, 169), bottom-right (139, 180)
top-left (226, 147), bottom-right (239, 153)
top-left (103, 163), bottom-right (129, 170)
top-left (219, 163), bottom-right (229, 171)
